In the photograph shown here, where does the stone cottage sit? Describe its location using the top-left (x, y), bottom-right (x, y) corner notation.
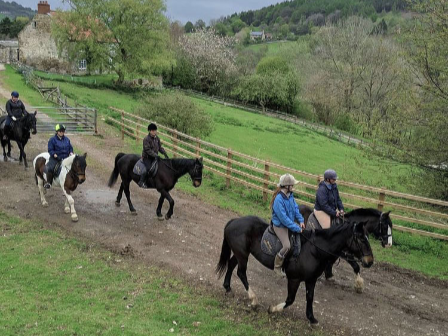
top-left (0, 40), bottom-right (19, 64)
top-left (18, 1), bottom-right (69, 71)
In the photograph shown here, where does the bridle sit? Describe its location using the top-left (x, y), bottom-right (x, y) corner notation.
top-left (378, 212), bottom-right (392, 246)
top-left (68, 156), bottom-right (86, 183)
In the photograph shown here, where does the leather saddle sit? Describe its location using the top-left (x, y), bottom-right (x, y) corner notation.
top-left (133, 158), bottom-right (158, 177)
top-left (45, 161), bottom-right (63, 177)
top-left (261, 223), bottom-right (301, 258)
top-left (305, 212), bottom-right (342, 232)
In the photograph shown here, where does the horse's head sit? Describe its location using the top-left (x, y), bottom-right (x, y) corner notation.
top-left (72, 153), bottom-right (87, 184)
top-left (188, 157), bottom-right (203, 188)
top-left (22, 111), bottom-right (37, 135)
top-left (377, 211), bottom-right (392, 248)
top-left (347, 221), bottom-right (374, 268)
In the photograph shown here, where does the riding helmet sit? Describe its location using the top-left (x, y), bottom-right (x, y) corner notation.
top-left (148, 123), bottom-right (157, 131)
top-left (277, 173), bottom-right (299, 187)
top-left (11, 91), bottom-right (19, 98)
top-left (324, 169), bottom-right (338, 180)
top-left (55, 124), bottom-right (66, 132)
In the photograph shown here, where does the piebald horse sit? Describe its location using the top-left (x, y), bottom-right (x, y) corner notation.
top-left (33, 153), bottom-right (87, 222)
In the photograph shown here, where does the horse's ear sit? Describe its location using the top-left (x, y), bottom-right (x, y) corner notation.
top-left (198, 157), bottom-right (203, 164)
top-left (83, 152), bottom-right (87, 158)
top-left (34, 111), bottom-right (37, 115)
top-left (385, 211), bottom-right (391, 216)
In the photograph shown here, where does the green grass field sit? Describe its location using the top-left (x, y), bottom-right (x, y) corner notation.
top-left (0, 211), bottom-right (320, 336)
top-left (2, 65), bottom-right (447, 280)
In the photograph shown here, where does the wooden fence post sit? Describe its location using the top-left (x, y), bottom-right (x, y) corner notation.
top-left (263, 161), bottom-right (270, 202)
top-left (317, 175), bottom-right (322, 186)
top-left (94, 109), bottom-right (98, 134)
top-left (135, 124), bottom-right (139, 144)
top-left (226, 149), bottom-right (232, 188)
top-left (121, 111), bottom-right (124, 140)
top-left (173, 131), bottom-right (178, 158)
top-left (196, 138), bottom-right (201, 157)
top-left (378, 189), bottom-right (386, 211)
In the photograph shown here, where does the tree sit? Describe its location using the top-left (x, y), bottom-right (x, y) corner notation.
top-left (177, 28), bottom-right (237, 94)
top-left (52, 0), bottom-right (171, 83)
top-left (184, 21), bottom-right (194, 33)
top-left (194, 19), bottom-right (206, 30)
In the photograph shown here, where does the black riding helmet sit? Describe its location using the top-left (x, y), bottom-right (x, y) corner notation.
top-left (148, 123), bottom-right (157, 131)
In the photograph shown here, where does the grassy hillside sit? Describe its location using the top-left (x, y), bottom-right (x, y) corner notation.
top-left (3, 65), bottom-right (447, 280)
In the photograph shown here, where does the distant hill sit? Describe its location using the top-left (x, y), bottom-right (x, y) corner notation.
top-left (0, 0), bottom-right (36, 19)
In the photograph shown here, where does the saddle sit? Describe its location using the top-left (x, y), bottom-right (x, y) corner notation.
top-left (132, 158), bottom-right (158, 177)
top-left (44, 161), bottom-right (63, 177)
top-left (261, 223), bottom-right (301, 258)
top-left (305, 212), bottom-right (342, 232)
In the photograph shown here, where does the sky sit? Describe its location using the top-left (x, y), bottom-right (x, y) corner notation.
top-left (16, 0), bottom-right (281, 24)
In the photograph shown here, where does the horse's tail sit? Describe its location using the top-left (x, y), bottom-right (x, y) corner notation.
top-left (215, 220), bottom-right (235, 278)
top-left (108, 153), bottom-right (126, 187)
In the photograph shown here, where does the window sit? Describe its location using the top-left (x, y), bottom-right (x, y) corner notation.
top-left (78, 59), bottom-right (87, 70)
top-left (33, 21), bottom-right (37, 28)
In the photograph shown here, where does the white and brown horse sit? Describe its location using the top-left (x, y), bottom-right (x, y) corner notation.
top-left (33, 153), bottom-right (87, 222)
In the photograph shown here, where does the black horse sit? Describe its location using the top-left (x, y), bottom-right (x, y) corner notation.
top-left (108, 153), bottom-right (203, 219)
top-left (216, 216), bottom-right (373, 325)
top-left (300, 205), bottom-right (392, 289)
top-left (0, 111), bottom-right (37, 168)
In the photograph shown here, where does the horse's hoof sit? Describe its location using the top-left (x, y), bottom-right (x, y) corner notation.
top-left (64, 207), bottom-right (70, 214)
top-left (115, 201), bottom-right (120, 207)
top-left (309, 319), bottom-right (319, 327)
top-left (130, 211), bottom-right (138, 216)
top-left (225, 289), bottom-right (234, 297)
top-left (250, 303), bottom-right (259, 311)
top-left (158, 215), bottom-right (164, 221)
top-left (165, 214), bottom-right (171, 220)
top-left (42, 202), bottom-right (49, 208)
top-left (71, 215), bottom-right (79, 222)
top-left (268, 306), bottom-right (274, 314)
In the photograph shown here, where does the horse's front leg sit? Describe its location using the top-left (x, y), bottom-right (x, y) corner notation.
top-left (268, 278), bottom-right (300, 314)
top-left (156, 193), bottom-right (165, 220)
top-left (36, 176), bottom-right (48, 207)
top-left (305, 280), bottom-right (319, 325)
top-left (160, 189), bottom-right (174, 220)
top-left (63, 190), bottom-right (78, 222)
top-left (346, 260), bottom-right (363, 293)
top-left (16, 141), bottom-right (27, 168)
top-left (1, 141), bottom-right (7, 161)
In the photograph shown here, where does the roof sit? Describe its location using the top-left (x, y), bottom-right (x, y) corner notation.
top-left (250, 31), bottom-right (264, 36)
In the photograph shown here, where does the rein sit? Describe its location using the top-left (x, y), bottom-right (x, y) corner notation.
top-left (300, 228), bottom-right (369, 264)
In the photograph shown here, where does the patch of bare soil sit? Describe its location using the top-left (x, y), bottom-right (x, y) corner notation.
top-left (0, 78), bottom-right (447, 336)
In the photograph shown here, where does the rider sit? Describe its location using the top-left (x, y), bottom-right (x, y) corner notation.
top-left (44, 124), bottom-right (74, 189)
top-left (271, 173), bottom-right (305, 276)
top-left (138, 123), bottom-right (169, 188)
top-left (314, 169), bottom-right (344, 229)
top-left (1, 91), bottom-right (27, 140)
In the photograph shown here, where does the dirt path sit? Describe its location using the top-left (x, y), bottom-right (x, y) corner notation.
top-left (0, 73), bottom-right (447, 336)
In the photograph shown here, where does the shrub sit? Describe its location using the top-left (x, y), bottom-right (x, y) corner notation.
top-left (137, 92), bottom-right (214, 138)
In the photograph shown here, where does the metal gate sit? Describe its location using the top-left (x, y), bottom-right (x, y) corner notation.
top-left (30, 106), bottom-right (97, 134)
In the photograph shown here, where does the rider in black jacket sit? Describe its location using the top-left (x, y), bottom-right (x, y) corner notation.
top-left (1, 91), bottom-right (27, 140)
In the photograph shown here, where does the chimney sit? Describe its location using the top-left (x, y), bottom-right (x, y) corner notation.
top-left (37, 1), bottom-right (50, 15)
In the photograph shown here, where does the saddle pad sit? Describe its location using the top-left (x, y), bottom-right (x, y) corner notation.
top-left (261, 227), bottom-right (283, 256)
top-left (305, 212), bottom-right (322, 231)
top-left (44, 161), bottom-right (63, 177)
top-left (132, 159), bottom-right (158, 177)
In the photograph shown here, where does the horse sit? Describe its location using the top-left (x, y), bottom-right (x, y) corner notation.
top-left (33, 153), bottom-right (87, 222)
top-left (215, 216), bottom-right (373, 325)
top-left (107, 153), bottom-right (203, 220)
top-left (0, 111), bottom-right (37, 168)
top-left (299, 205), bottom-right (392, 291)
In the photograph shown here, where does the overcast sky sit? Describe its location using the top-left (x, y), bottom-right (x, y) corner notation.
top-left (17, 0), bottom-right (281, 24)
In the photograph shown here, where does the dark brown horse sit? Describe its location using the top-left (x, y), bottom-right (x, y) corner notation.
top-left (216, 216), bottom-right (373, 325)
top-left (300, 205), bottom-right (392, 292)
top-left (107, 153), bottom-right (203, 220)
top-left (33, 153), bottom-right (87, 222)
top-left (0, 111), bottom-right (37, 168)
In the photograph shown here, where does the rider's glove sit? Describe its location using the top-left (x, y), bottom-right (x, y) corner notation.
top-left (12, 116), bottom-right (16, 121)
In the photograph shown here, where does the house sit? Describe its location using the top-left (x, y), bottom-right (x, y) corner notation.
top-left (250, 30), bottom-right (265, 41)
top-left (0, 40), bottom-right (19, 64)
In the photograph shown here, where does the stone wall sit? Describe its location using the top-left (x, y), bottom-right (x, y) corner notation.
top-left (18, 14), bottom-right (69, 72)
top-left (0, 41), bottom-right (19, 64)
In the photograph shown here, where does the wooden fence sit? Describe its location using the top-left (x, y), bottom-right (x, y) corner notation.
top-left (107, 108), bottom-right (448, 241)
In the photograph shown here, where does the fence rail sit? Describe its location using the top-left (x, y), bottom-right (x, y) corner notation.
top-left (107, 107), bottom-right (448, 241)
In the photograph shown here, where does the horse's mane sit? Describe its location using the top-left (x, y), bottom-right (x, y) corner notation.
top-left (62, 155), bottom-right (76, 168)
top-left (314, 221), bottom-right (353, 239)
top-left (346, 208), bottom-right (381, 217)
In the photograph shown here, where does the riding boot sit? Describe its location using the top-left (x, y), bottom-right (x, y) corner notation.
top-left (274, 253), bottom-right (285, 277)
top-left (44, 172), bottom-right (53, 189)
top-left (138, 171), bottom-right (149, 189)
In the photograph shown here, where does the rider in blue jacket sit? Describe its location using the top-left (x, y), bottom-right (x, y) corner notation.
top-left (44, 124), bottom-right (73, 189)
top-left (271, 173), bottom-right (305, 276)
